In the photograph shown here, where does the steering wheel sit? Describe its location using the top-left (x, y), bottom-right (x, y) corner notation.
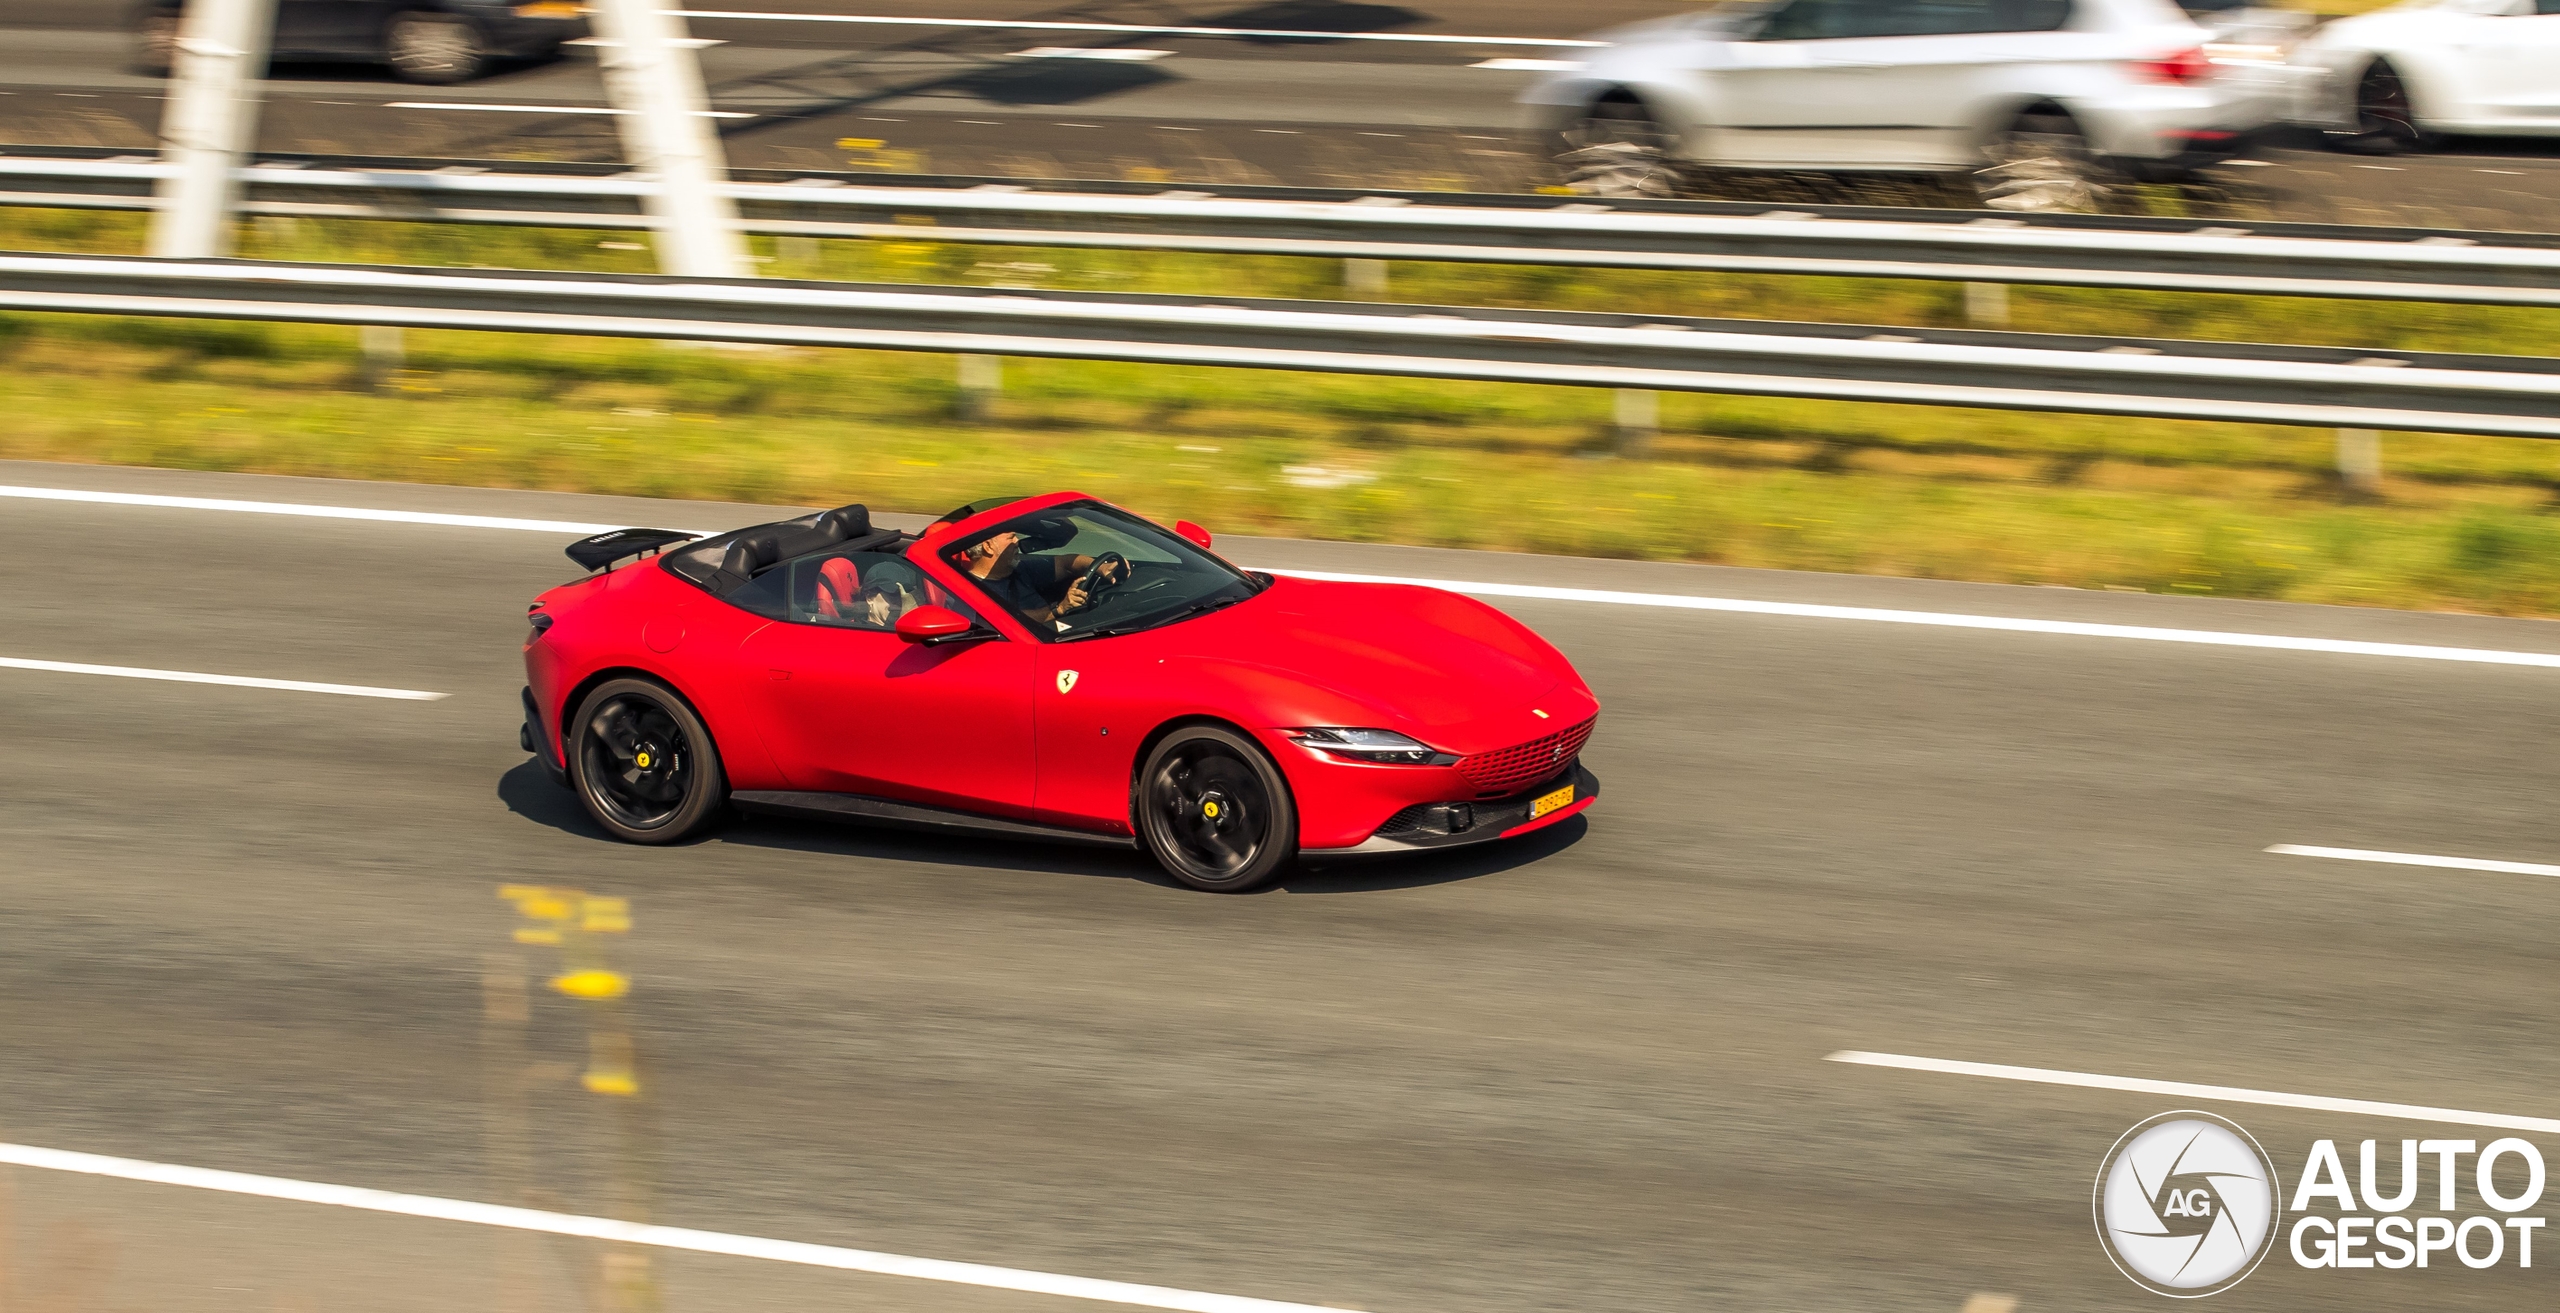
top-left (1069, 552), bottom-right (1129, 612)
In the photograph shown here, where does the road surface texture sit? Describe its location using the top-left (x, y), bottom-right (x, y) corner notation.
top-left (4, 457), bottom-right (2560, 1311)
top-left (1, 0), bottom-right (2556, 230)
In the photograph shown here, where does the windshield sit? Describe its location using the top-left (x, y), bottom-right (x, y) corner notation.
top-left (938, 501), bottom-right (1260, 641)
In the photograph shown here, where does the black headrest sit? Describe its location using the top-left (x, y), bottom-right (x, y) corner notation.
top-left (720, 534), bottom-right (780, 579)
top-left (1019, 515), bottom-right (1077, 551)
top-left (813, 504), bottom-right (869, 541)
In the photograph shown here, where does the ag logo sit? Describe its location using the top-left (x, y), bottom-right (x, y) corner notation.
top-left (2096, 1112), bottom-right (2282, 1297)
top-left (1056, 670), bottom-right (1079, 695)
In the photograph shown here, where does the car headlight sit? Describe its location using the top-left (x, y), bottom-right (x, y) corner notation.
top-left (1288, 727), bottom-right (1459, 766)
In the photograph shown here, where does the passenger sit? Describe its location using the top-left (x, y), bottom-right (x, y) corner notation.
top-left (860, 579), bottom-right (920, 628)
top-left (959, 529), bottom-right (1123, 626)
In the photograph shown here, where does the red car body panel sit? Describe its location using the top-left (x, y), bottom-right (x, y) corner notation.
top-left (524, 493), bottom-right (1599, 855)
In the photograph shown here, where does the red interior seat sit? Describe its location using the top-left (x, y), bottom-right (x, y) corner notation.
top-left (813, 557), bottom-right (862, 621)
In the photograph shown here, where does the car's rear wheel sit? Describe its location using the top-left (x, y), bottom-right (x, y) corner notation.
top-left (1977, 108), bottom-right (2106, 214)
top-left (133, 10), bottom-right (179, 76)
top-left (1138, 726), bottom-right (1296, 892)
top-left (2329, 60), bottom-right (2429, 155)
top-left (570, 677), bottom-right (727, 844)
top-left (386, 11), bottom-right (488, 84)
top-left (1554, 97), bottom-right (1680, 199)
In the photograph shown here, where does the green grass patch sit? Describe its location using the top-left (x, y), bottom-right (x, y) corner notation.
top-left (10, 312), bottom-right (2560, 617)
top-left (8, 207), bottom-right (2560, 616)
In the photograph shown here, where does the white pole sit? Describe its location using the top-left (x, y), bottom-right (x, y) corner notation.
top-left (588, 0), bottom-right (749, 280)
top-left (151, 0), bottom-right (277, 259)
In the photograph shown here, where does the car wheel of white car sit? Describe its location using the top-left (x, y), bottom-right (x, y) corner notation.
top-left (1977, 109), bottom-right (2106, 214)
top-left (1555, 98), bottom-right (1679, 199)
top-left (2329, 60), bottom-right (2429, 156)
top-left (387, 11), bottom-right (488, 85)
top-left (133, 12), bottom-right (179, 76)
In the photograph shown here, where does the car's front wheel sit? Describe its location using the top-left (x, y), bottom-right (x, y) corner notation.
top-left (386, 10), bottom-right (488, 84)
top-left (1137, 726), bottom-right (1297, 892)
top-left (2328, 59), bottom-right (2430, 155)
top-left (1554, 97), bottom-right (1681, 199)
top-left (570, 677), bottom-right (728, 844)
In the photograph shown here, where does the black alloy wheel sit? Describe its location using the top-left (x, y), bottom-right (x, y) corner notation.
top-left (386, 11), bottom-right (489, 85)
top-left (1555, 97), bottom-right (1680, 199)
top-left (2333, 60), bottom-right (2428, 155)
top-left (570, 677), bottom-right (727, 843)
top-left (1138, 726), bottom-right (1297, 892)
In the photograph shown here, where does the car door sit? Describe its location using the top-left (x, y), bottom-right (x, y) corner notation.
top-left (731, 549), bottom-right (1037, 817)
top-left (2468, 3), bottom-right (2560, 121)
top-left (275, 0), bottom-right (381, 56)
top-left (1716, 0), bottom-right (1886, 164)
top-left (1726, 0), bottom-right (2077, 166)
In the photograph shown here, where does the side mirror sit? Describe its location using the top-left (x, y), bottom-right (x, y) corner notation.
top-left (1174, 520), bottom-right (1213, 551)
top-left (895, 605), bottom-right (974, 642)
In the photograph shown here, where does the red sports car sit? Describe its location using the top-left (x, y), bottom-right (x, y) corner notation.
top-left (519, 492), bottom-right (1599, 891)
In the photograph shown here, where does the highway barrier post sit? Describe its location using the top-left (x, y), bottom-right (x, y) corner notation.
top-left (2337, 428), bottom-right (2382, 495)
top-left (957, 352), bottom-right (1002, 421)
top-left (1613, 388), bottom-right (1659, 456)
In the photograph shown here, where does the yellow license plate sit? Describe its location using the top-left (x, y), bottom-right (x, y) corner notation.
top-left (1528, 783), bottom-right (1575, 820)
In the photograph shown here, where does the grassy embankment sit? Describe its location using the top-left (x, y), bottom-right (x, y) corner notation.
top-left (5, 206), bottom-right (2560, 615)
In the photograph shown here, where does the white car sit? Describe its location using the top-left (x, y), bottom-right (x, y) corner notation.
top-left (2291, 0), bottom-right (2560, 152)
top-left (1520, 0), bottom-right (2284, 208)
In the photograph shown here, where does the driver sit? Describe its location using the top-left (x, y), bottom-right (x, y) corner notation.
top-left (959, 529), bottom-right (1124, 626)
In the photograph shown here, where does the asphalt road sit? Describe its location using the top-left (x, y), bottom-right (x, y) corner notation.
top-left (6, 457), bottom-right (2560, 1312)
top-left (2, 1), bottom-right (2558, 230)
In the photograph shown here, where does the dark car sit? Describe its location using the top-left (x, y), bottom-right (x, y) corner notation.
top-left (134, 1), bottom-right (586, 85)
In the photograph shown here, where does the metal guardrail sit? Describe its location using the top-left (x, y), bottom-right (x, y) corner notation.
top-left (1, 251), bottom-right (2554, 438)
top-left (8, 155), bottom-right (2560, 307)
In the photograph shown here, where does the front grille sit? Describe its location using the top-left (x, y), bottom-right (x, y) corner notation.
top-left (1457, 718), bottom-right (1595, 797)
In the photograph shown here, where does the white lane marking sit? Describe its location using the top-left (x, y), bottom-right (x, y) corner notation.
top-left (0, 657), bottom-right (447, 701)
top-left (0, 1142), bottom-right (1362, 1313)
top-left (0, 485), bottom-right (709, 536)
top-left (1469, 58), bottom-right (1582, 70)
top-left (1265, 568), bottom-right (2560, 669)
top-left (383, 102), bottom-right (757, 118)
top-left (2267, 843), bottom-right (2560, 879)
top-left (1008, 46), bottom-right (1175, 60)
top-left (672, 10), bottom-right (1607, 46)
top-left (20, 485), bottom-right (2560, 671)
top-left (1827, 1051), bottom-right (2560, 1135)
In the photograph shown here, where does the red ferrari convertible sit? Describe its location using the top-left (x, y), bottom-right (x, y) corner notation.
top-left (520, 492), bottom-right (1598, 891)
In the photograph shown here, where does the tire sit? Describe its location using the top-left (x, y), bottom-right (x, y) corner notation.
top-left (386, 11), bottom-right (488, 85)
top-left (569, 677), bottom-right (728, 844)
top-left (1137, 725), bottom-right (1298, 892)
top-left (1553, 97), bottom-right (1680, 199)
top-left (1976, 108), bottom-right (2107, 214)
top-left (133, 11), bottom-right (178, 76)
top-left (2327, 60), bottom-right (2429, 156)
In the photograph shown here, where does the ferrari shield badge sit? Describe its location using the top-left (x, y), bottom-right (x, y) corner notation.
top-left (1056, 670), bottom-right (1080, 695)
